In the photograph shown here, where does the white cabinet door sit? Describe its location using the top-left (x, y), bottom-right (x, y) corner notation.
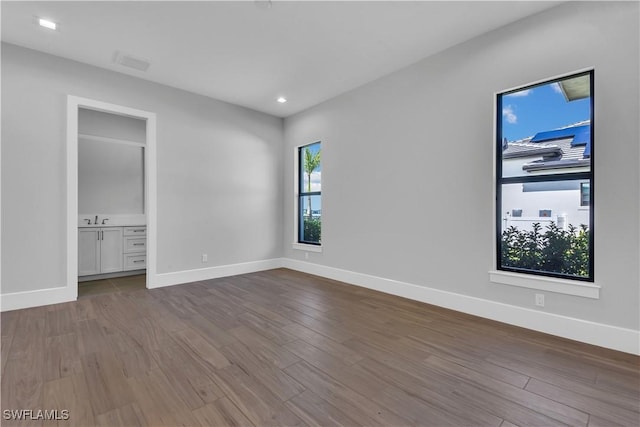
top-left (100, 228), bottom-right (124, 273)
top-left (78, 229), bottom-right (100, 276)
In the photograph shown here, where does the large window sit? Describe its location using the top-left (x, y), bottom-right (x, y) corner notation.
top-left (496, 71), bottom-right (594, 281)
top-left (298, 142), bottom-right (321, 245)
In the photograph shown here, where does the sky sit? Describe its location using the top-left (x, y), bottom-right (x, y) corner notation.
top-left (500, 79), bottom-right (591, 142)
top-left (301, 142), bottom-right (321, 192)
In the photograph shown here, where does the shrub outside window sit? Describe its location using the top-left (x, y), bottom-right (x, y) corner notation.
top-left (497, 71), bottom-right (594, 281)
top-left (298, 142), bottom-right (321, 245)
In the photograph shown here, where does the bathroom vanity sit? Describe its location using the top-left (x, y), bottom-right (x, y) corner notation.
top-left (78, 215), bottom-right (146, 280)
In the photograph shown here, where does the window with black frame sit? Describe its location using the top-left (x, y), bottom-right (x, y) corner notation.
top-left (298, 142), bottom-right (321, 245)
top-left (497, 71), bottom-right (594, 281)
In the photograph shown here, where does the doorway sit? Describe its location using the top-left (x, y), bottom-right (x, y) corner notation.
top-left (66, 96), bottom-right (157, 300)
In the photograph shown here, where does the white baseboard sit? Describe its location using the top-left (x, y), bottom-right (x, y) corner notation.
top-left (1, 286), bottom-right (75, 312)
top-left (149, 258), bottom-right (283, 289)
top-left (0, 258), bottom-right (282, 311)
top-left (281, 259), bottom-right (640, 355)
top-left (3, 256), bottom-right (638, 355)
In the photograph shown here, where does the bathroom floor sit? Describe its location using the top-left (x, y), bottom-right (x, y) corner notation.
top-left (78, 274), bottom-right (146, 297)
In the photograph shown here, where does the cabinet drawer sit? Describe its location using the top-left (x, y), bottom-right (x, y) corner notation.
top-left (124, 236), bottom-right (146, 253)
top-left (124, 226), bottom-right (146, 236)
top-left (124, 254), bottom-right (146, 271)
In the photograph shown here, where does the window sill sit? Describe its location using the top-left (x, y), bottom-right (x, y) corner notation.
top-left (292, 243), bottom-right (322, 253)
top-left (489, 270), bottom-right (600, 299)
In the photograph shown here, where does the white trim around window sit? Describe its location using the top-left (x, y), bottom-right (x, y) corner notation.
top-left (292, 243), bottom-right (323, 252)
top-left (489, 270), bottom-right (600, 299)
top-left (491, 68), bottom-right (598, 298)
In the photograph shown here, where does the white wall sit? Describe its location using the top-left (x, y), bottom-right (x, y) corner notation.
top-left (284, 2), bottom-right (639, 331)
top-left (1, 42), bottom-right (284, 294)
top-left (502, 183), bottom-right (589, 232)
top-left (79, 108), bottom-right (146, 142)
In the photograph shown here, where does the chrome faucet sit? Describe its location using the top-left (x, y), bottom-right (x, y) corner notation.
top-left (102, 218), bottom-right (109, 225)
top-left (84, 219), bottom-right (91, 225)
top-left (94, 215), bottom-right (98, 224)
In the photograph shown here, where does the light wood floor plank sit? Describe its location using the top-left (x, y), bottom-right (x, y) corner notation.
top-left (212, 366), bottom-right (305, 426)
top-left (229, 325), bottom-right (300, 369)
top-left (191, 397), bottom-right (255, 427)
top-left (284, 389), bottom-right (362, 427)
top-left (284, 360), bottom-right (411, 427)
top-left (237, 311), bottom-right (298, 345)
top-left (81, 352), bottom-right (136, 416)
top-left (94, 403), bottom-right (147, 427)
top-left (525, 378), bottom-right (640, 426)
top-left (424, 354), bottom-right (590, 426)
top-left (219, 341), bottom-right (305, 401)
top-left (43, 374), bottom-right (95, 427)
top-left (154, 339), bottom-right (224, 409)
top-left (126, 368), bottom-right (200, 426)
top-left (43, 333), bottom-right (83, 381)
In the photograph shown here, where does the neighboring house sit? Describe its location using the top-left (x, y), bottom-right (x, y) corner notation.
top-left (501, 120), bottom-right (591, 232)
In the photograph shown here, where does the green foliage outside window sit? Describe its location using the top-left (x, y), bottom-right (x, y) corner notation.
top-left (303, 217), bottom-right (321, 243)
top-left (501, 222), bottom-right (589, 278)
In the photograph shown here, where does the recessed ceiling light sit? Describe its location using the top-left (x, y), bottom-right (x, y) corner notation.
top-left (38, 18), bottom-right (57, 30)
top-left (277, 97), bottom-right (287, 104)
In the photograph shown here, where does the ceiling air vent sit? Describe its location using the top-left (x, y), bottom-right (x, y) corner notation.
top-left (113, 51), bottom-right (150, 72)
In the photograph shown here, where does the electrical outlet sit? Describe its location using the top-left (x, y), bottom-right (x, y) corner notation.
top-left (305, 252), bottom-right (309, 260)
top-left (202, 253), bottom-right (208, 263)
top-left (535, 293), bottom-right (545, 307)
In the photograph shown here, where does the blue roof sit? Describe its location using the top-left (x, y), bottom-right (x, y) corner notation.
top-left (530, 124), bottom-right (591, 157)
top-left (571, 127), bottom-right (590, 146)
top-left (530, 124), bottom-right (590, 146)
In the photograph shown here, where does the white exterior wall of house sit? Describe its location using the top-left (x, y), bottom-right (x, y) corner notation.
top-left (501, 156), bottom-right (589, 232)
top-left (501, 183), bottom-right (589, 233)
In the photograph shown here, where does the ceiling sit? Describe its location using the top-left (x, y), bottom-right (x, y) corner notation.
top-left (1, 1), bottom-right (561, 117)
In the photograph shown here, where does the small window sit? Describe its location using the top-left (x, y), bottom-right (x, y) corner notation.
top-left (497, 71), bottom-right (594, 281)
top-left (298, 142), bottom-right (321, 245)
top-left (580, 182), bottom-right (590, 206)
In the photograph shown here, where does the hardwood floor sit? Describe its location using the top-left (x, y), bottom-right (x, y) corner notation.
top-left (2, 268), bottom-right (638, 426)
top-left (78, 275), bottom-right (146, 298)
